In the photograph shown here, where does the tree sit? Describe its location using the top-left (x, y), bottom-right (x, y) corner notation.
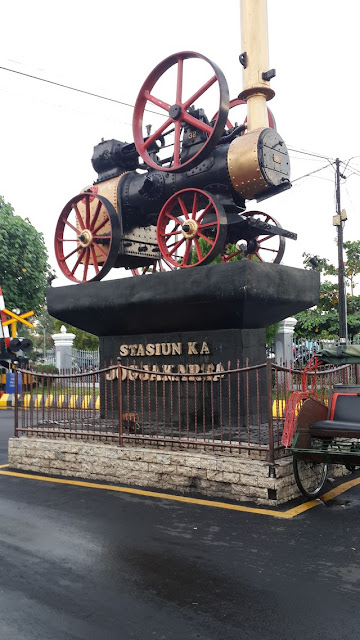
top-left (295, 247), bottom-right (360, 339)
top-left (343, 240), bottom-right (360, 296)
top-left (0, 195), bottom-right (53, 315)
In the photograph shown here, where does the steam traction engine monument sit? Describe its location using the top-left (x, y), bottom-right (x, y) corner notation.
top-left (12, 1), bottom-right (319, 504)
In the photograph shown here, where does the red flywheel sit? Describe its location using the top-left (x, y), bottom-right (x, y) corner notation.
top-left (133, 52), bottom-right (229, 172)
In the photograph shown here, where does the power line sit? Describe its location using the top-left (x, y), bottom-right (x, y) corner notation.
top-left (0, 65), bottom-right (163, 117)
top-left (344, 164), bottom-right (360, 178)
top-left (2, 64), bottom-right (360, 179)
top-left (292, 162), bottom-right (333, 183)
top-left (287, 146), bottom-right (332, 161)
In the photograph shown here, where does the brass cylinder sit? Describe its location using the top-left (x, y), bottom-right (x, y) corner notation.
top-left (239, 0), bottom-right (274, 131)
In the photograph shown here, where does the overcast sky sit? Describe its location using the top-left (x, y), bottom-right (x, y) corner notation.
top-left (0, 0), bottom-right (359, 288)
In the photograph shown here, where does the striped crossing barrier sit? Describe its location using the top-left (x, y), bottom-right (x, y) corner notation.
top-left (0, 394), bottom-right (100, 409)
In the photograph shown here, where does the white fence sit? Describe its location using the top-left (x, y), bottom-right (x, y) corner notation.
top-left (44, 348), bottom-right (99, 372)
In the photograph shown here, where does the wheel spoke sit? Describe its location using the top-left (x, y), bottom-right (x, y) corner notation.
top-left (183, 74), bottom-right (217, 110)
top-left (63, 246), bottom-right (81, 261)
top-left (176, 58), bottom-right (183, 103)
top-left (193, 238), bottom-right (203, 262)
top-left (90, 200), bottom-right (103, 231)
top-left (144, 90), bottom-right (170, 112)
top-left (73, 205), bottom-right (85, 231)
top-left (83, 249), bottom-right (90, 281)
top-left (168, 236), bottom-right (186, 256)
top-left (144, 118), bottom-right (173, 149)
top-left (90, 246), bottom-right (100, 274)
top-left (182, 239), bottom-right (192, 265)
top-left (64, 219), bottom-right (79, 234)
top-left (85, 198), bottom-right (90, 228)
top-left (257, 235), bottom-right (273, 243)
top-left (177, 196), bottom-right (190, 220)
top-left (197, 231), bottom-right (215, 245)
top-left (196, 201), bottom-right (213, 224)
top-left (182, 111), bottom-right (213, 135)
top-left (164, 229), bottom-right (181, 238)
top-left (191, 192), bottom-right (199, 219)
top-left (71, 249), bottom-right (86, 276)
top-left (198, 221), bottom-right (217, 229)
top-left (172, 121), bottom-right (182, 169)
top-left (254, 252), bottom-right (264, 262)
top-left (93, 216), bottom-right (110, 235)
top-left (258, 246), bottom-right (278, 253)
top-left (94, 243), bottom-right (108, 259)
top-left (165, 212), bottom-right (182, 226)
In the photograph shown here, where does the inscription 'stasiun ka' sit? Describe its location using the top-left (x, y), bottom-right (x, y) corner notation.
top-left (119, 341), bottom-right (211, 358)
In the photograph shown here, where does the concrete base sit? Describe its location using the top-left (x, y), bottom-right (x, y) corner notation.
top-left (7, 437), bottom-right (350, 506)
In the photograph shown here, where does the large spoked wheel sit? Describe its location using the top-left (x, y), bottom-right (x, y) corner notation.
top-left (222, 211), bottom-right (285, 264)
top-left (293, 456), bottom-right (328, 499)
top-left (157, 188), bottom-right (227, 268)
top-left (212, 98), bottom-right (276, 134)
top-left (133, 51), bottom-right (229, 172)
top-left (55, 193), bottom-right (121, 283)
top-left (131, 258), bottom-right (174, 276)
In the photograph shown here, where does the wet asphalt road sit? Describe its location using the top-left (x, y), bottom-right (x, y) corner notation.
top-left (1, 409), bottom-right (360, 639)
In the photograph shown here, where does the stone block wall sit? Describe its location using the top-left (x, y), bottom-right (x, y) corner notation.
top-left (7, 436), bottom-right (313, 505)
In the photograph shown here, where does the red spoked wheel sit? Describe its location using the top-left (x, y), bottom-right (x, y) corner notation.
top-left (221, 212), bottom-right (285, 264)
top-left (131, 258), bottom-right (175, 276)
top-left (133, 51), bottom-right (229, 172)
top-left (55, 193), bottom-right (121, 283)
top-left (212, 98), bottom-right (276, 134)
top-left (157, 188), bottom-right (227, 268)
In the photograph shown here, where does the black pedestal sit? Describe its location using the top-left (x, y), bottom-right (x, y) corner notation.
top-left (47, 261), bottom-right (320, 336)
top-left (47, 262), bottom-right (319, 427)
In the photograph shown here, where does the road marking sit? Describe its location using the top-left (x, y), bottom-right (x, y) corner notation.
top-left (0, 468), bottom-right (359, 518)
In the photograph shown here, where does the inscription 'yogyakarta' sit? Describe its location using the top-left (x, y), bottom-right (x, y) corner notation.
top-left (106, 362), bottom-right (225, 382)
top-left (119, 341), bottom-right (211, 357)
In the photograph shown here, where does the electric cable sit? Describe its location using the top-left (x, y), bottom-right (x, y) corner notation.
top-left (291, 162), bottom-right (333, 183)
top-left (0, 65), bottom-right (164, 117)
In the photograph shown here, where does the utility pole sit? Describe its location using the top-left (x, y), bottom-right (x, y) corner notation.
top-left (334, 157), bottom-right (348, 344)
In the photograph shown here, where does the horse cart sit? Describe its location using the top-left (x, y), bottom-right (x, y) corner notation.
top-left (284, 346), bottom-right (360, 498)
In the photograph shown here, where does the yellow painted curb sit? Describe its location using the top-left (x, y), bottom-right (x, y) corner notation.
top-left (0, 468), bottom-right (359, 519)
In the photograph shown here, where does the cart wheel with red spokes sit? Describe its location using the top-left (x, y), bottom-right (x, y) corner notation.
top-left (133, 51), bottom-right (229, 172)
top-left (131, 258), bottom-right (175, 276)
top-left (212, 97), bottom-right (276, 134)
top-left (55, 192), bottom-right (121, 283)
top-left (157, 188), bottom-right (227, 268)
top-left (221, 211), bottom-right (285, 264)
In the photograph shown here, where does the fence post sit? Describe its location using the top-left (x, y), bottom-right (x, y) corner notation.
top-left (266, 359), bottom-right (274, 464)
top-left (14, 361), bottom-right (19, 437)
top-left (117, 358), bottom-right (123, 447)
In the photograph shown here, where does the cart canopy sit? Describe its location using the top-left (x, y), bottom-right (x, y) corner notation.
top-left (316, 345), bottom-right (360, 365)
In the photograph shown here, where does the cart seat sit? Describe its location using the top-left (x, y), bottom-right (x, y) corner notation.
top-left (310, 420), bottom-right (360, 438)
top-left (310, 393), bottom-right (360, 438)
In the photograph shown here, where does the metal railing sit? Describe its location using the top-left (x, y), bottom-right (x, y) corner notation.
top-left (14, 361), bottom-right (275, 460)
top-left (14, 360), bottom-right (360, 463)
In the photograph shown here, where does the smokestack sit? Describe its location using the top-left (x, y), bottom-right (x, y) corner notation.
top-left (239, 0), bottom-right (275, 132)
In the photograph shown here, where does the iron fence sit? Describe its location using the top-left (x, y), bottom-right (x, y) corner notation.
top-left (14, 360), bottom-right (359, 463)
top-left (14, 361), bottom-right (275, 460)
